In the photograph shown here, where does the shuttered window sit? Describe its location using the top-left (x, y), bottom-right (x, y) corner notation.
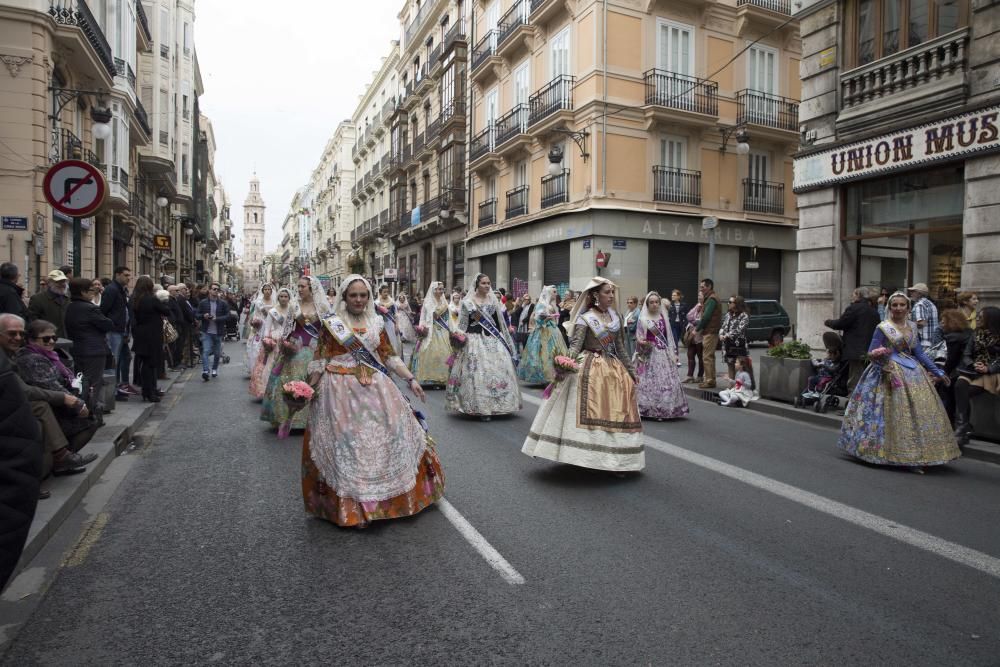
top-left (543, 241), bottom-right (570, 290)
top-left (738, 247), bottom-right (782, 300)
top-left (647, 241), bottom-right (699, 303)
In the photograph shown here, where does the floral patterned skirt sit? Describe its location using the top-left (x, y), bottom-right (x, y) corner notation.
top-left (244, 332), bottom-right (263, 376)
top-left (260, 345), bottom-right (316, 430)
top-left (517, 321), bottom-right (567, 385)
top-left (635, 345), bottom-right (689, 419)
top-left (838, 361), bottom-right (960, 466)
top-left (446, 332), bottom-right (522, 416)
top-left (248, 346), bottom-right (280, 400)
top-left (409, 326), bottom-right (452, 386)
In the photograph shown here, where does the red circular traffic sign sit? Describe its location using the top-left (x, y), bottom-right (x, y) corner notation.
top-left (43, 159), bottom-right (107, 218)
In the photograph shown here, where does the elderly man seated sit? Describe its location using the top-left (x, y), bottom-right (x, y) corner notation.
top-left (0, 314), bottom-right (97, 478)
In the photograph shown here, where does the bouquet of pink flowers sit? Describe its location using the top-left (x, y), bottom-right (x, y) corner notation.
top-left (414, 324), bottom-right (428, 337)
top-left (450, 331), bottom-right (467, 348)
top-left (281, 338), bottom-right (300, 354)
top-left (543, 356), bottom-right (582, 399)
top-left (278, 381), bottom-right (315, 439)
top-left (376, 304), bottom-right (389, 316)
top-left (251, 318), bottom-right (263, 330)
top-left (262, 336), bottom-right (276, 352)
top-left (868, 346), bottom-right (903, 389)
top-left (868, 347), bottom-right (892, 363)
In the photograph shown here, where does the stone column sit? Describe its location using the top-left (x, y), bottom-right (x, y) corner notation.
top-left (964, 153), bottom-right (1000, 307)
top-left (527, 246), bottom-right (544, 297)
top-left (495, 252), bottom-right (510, 293)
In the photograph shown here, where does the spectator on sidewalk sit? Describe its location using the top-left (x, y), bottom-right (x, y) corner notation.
top-left (824, 286), bottom-right (880, 390)
top-left (65, 277), bottom-right (114, 415)
top-left (100, 266), bottom-right (133, 400)
top-left (682, 292), bottom-right (705, 383)
top-left (956, 291), bottom-right (979, 330)
top-left (0, 314), bottom-right (97, 478)
top-left (695, 278), bottom-right (723, 389)
top-left (908, 282), bottom-right (939, 351)
top-left (623, 295), bottom-right (641, 360)
top-left (952, 306), bottom-right (1000, 448)
top-left (131, 276), bottom-right (170, 402)
top-left (0, 263), bottom-right (27, 320)
top-left (27, 270), bottom-right (69, 338)
top-left (90, 278), bottom-right (104, 306)
top-left (196, 282), bottom-right (231, 382)
top-left (0, 348), bottom-right (42, 590)
top-left (178, 283), bottom-right (197, 367)
top-left (718, 356), bottom-right (756, 407)
top-left (720, 295), bottom-right (749, 383)
top-left (166, 286), bottom-right (184, 369)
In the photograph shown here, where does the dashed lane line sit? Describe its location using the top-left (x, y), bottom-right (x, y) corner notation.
top-left (437, 498), bottom-right (525, 585)
top-left (521, 392), bottom-right (1000, 580)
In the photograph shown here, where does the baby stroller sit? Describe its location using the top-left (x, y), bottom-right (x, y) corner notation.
top-left (224, 313), bottom-right (240, 341)
top-left (793, 332), bottom-right (851, 414)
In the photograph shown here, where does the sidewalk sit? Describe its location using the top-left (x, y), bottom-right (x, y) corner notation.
top-left (12, 368), bottom-right (187, 580)
top-left (680, 372), bottom-right (1000, 466)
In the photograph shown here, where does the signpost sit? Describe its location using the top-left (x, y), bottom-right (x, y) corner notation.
top-left (702, 216), bottom-right (719, 280)
top-left (43, 160), bottom-right (107, 276)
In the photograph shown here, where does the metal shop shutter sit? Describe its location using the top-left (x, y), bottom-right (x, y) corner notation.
top-left (543, 241), bottom-right (570, 289)
top-left (509, 249), bottom-right (529, 291)
top-left (479, 254), bottom-right (497, 284)
top-left (739, 247), bottom-right (781, 300)
top-left (647, 241), bottom-right (699, 303)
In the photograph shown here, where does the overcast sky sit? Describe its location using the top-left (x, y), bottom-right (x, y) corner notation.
top-left (196, 1), bottom-right (402, 255)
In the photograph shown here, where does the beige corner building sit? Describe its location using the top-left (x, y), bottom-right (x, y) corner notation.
top-left (462, 0), bottom-right (802, 307)
top-left (793, 0), bottom-right (1000, 346)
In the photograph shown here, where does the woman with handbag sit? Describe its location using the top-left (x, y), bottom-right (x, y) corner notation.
top-left (131, 276), bottom-right (171, 402)
top-left (64, 277), bottom-right (114, 414)
top-left (720, 295), bottom-right (749, 383)
top-left (682, 292), bottom-right (705, 383)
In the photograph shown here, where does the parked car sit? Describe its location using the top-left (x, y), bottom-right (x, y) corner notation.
top-left (745, 299), bottom-right (791, 345)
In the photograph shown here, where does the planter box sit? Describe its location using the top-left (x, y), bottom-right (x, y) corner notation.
top-left (759, 356), bottom-right (812, 403)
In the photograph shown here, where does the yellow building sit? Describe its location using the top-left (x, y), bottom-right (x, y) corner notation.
top-left (464, 0), bottom-right (801, 308)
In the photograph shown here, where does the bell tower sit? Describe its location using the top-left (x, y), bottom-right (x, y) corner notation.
top-left (243, 173), bottom-right (266, 286)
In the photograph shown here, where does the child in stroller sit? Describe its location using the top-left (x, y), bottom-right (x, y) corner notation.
top-left (795, 332), bottom-right (850, 413)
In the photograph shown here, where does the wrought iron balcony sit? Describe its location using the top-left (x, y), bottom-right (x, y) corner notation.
top-left (425, 116), bottom-right (442, 145)
top-left (404, 0), bottom-right (434, 46)
top-left (135, 99), bottom-right (151, 136)
top-left (495, 104), bottom-right (529, 147)
top-left (412, 131), bottom-right (425, 156)
top-left (478, 198), bottom-right (497, 228)
top-left (498, 0), bottom-right (529, 46)
top-left (653, 167), bottom-right (702, 206)
top-left (736, 0), bottom-right (791, 14)
top-left (643, 70), bottom-right (718, 116)
top-left (505, 185), bottom-right (529, 219)
top-left (743, 178), bottom-right (785, 215)
top-left (529, 75), bottom-right (574, 127)
top-left (736, 90), bottom-right (799, 132)
top-left (49, 1), bottom-right (116, 78)
top-left (541, 169), bottom-right (569, 209)
top-left (470, 127), bottom-right (496, 163)
top-left (428, 44), bottom-right (442, 73)
top-left (135, 0), bottom-right (151, 42)
top-left (440, 99), bottom-right (466, 127)
top-left (442, 20), bottom-right (468, 56)
top-left (472, 31), bottom-right (496, 72)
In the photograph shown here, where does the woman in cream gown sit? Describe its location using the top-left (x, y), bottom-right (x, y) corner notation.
top-left (409, 281), bottom-right (452, 387)
top-left (243, 284), bottom-right (276, 375)
top-left (248, 287), bottom-right (293, 400)
top-left (522, 277), bottom-right (643, 472)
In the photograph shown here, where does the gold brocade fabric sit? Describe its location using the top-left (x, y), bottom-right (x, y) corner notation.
top-left (578, 351), bottom-right (641, 432)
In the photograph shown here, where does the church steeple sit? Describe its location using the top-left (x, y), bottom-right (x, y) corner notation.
top-left (243, 173), bottom-right (267, 287)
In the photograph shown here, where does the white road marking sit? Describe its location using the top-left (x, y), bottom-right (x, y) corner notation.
top-left (437, 498), bottom-right (525, 585)
top-left (521, 392), bottom-right (1000, 580)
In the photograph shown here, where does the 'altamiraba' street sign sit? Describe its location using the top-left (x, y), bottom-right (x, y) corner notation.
top-left (793, 105), bottom-right (1000, 193)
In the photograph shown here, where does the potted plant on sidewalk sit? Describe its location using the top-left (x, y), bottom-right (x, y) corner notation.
top-left (759, 340), bottom-right (813, 403)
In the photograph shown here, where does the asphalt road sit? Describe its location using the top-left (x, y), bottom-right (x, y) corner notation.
top-left (3, 356), bottom-right (1000, 665)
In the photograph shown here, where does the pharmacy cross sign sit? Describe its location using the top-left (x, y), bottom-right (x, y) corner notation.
top-left (43, 160), bottom-right (107, 218)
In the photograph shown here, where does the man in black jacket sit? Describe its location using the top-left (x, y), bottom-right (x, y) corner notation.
top-left (100, 266), bottom-right (132, 398)
top-left (0, 349), bottom-right (41, 591)
top-left (0, 263), bottom-right (27, 320)
top-left (196, 283), bottom-right (230, 381)
top-left (825, 286), bottom-right (881, 390)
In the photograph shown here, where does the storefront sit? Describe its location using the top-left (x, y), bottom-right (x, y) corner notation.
top-left (793, 104), bottom-right (1000, 346)
top-left (465, 209), bottom-right (797, 314)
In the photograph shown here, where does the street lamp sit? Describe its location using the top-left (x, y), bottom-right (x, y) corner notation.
top-left (719, 126), bottom-right (751, 155)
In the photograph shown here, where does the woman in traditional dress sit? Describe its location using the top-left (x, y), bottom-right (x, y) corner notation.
top-left (522, 277), bottom-right (643, 473)
top-left (243, 284), bottom-right (276, 376)
top-left (446, 273), bottom-right (522, 420)
top-left (448, 291), bottom-right (462, 331)
top-left (300, 275), bottom-right (444, 528)
top-left (409, 281), bottom-right (451, 387)
top-left (261, 276), bottom-right (331, 431)
top-left (248, 287), bottom-right (293, 400)
top-left (838, 291), bottom-right (959, 471)
top-left (517, 285), bottom-right (568, 385)
top-left (375, 284), bottom-right (403, 360)
top-left (395, 292), bottom-right (417, 343)
top-left (634, 291), bottom-right (689, 420)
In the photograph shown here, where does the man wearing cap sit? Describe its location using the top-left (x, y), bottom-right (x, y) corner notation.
top-left (28, 270), bottom-right (70, 338)
top-left (908, 282), bottom-right (939, 351)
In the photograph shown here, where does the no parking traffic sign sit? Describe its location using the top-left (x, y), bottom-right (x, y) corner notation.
top-left (43, 160), bottom-right (107, 218)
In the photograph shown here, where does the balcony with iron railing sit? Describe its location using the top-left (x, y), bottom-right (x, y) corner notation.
top-left (442, 20), bottom-right (468, 57)
top-left (478, 198), bottom-right (497, 228)
top-left (469, 127), bottom-right (496, 164)
top-left (652, 167), bottom-right (701, 206)
top-left (412, 131), bottom-right (425, 159)
top-left (529, 75), bottom-right (574, 128)
top-left (130, 191), bottom-right (147, 221)
top-left (440, 99), bottom-right (466, 129)
top-left (498, 0), bottom-right (532, 58)
top-left (109, 165), bottom-right (130, 205)
top-left (135, 0), bottom-right (151, 44)
top-left (48, 1), bottom-right (116, 79)
top-left (736, 90), bottom-right (799, 133)
top-left (505, 185), bottom-right (529, 219)
top-left (742, 178), bottom-right (785, 215)
top-left (425, 116), bottom-right (442, 148)
top-left (495, 104), bottom-right (529, 152)
top-left (471, 31), bottom-right (497, 76)
top-left (114, 57), bottom-right (136, 91)
top-left (530, 0), bottom-right (564, 24)
top-left (404, 0), bottom-right (435, 46)
top-left (135, 99), bottom-right (151, 136)
top-left (643, 70), bottom-right (718, 119)
top-left (541, 169), bottom-right (569, 209)
top-left (736, 0), bottom-right (791, 14)
top-left (837, 28), bottom-right (970, 137)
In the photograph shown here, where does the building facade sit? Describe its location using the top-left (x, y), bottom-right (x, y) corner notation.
top-left (462, 0), bottom-right (802, 308)
top-left (793, 0), bottom-right (999, 346)
top-left (308, 122), bottom-right (355, 288)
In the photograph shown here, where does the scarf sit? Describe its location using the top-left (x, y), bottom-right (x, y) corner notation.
top-left (27, 342), bottom-right (74, 384)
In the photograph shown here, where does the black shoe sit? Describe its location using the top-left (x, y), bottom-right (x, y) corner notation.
top-left (156, 389), bottom-right (165, 396)
top-left (39, 490), bottom-right (51, 499)
top-left (143, 395), bottom-right (161, 403)
top-left (202, 372), bottom-right (209, 382)
top-left (52, 451), bottom-right (94, 476)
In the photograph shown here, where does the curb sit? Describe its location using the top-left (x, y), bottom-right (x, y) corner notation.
top-left (680, 383), bottom-right (1000, 466)
top-left (13, 370), bottom-right (187, 580)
